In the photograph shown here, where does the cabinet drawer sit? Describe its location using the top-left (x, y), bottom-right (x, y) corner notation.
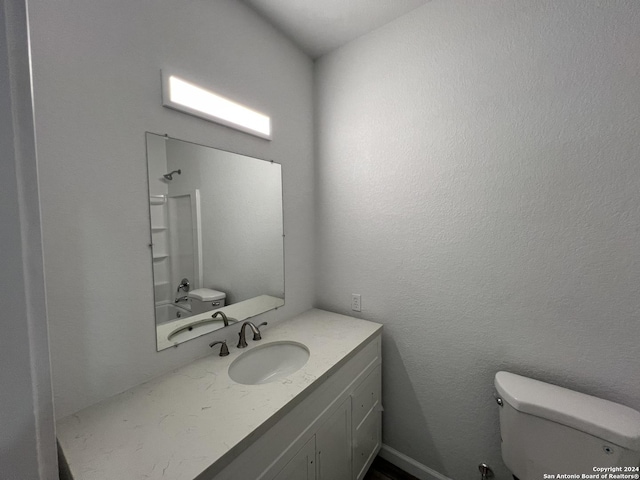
top-left (353, 409), bottom-right (381, 480)
top-left (351, 367), bottom-right (381, 429)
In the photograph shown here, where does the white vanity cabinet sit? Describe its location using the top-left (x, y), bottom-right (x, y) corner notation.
top-left (211, 333), bottom-right (382, 480)
top-left (56, 310), bottom-right (382, 480)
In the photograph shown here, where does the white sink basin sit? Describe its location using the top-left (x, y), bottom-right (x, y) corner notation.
top-left (228, 341), bottom-right (310, 385)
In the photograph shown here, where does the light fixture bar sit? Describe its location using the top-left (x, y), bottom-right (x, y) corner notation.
top-left (161, 71), bottom-right (271, 140)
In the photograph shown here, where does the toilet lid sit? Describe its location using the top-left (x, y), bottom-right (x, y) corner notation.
top-left (188, 288), bottom-right (226, 301)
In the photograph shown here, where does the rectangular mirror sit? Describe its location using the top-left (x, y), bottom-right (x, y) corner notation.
top-left (145, 133), bottom-right (284, 351)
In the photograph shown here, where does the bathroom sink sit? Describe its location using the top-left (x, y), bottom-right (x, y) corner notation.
top-left (168, 316), bottom-right (238, 341)
top-left (228, 341), bottom-right (310, 385)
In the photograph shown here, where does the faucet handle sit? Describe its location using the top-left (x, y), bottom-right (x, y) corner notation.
top-left (209, 340), bottom-right (229, 357)
top-left (253, 322), bottom-right (268, 341)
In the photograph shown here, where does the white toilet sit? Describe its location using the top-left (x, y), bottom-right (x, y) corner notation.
top-left (187, 288), bottom-right (226, 315)
top-left (495, 371), bottom-right (640, 479)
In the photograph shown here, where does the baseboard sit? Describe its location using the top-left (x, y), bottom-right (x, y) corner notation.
top-left (379, 444), bottom-right (453, 480)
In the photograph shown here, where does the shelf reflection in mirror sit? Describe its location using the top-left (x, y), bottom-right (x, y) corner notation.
top-left (145, 133), bottom-right (284, 351)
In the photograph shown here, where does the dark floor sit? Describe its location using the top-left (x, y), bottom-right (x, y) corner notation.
top-left (363, 456), bottom-right (420, 480)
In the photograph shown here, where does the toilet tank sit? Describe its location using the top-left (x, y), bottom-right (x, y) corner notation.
top-left (495, 372), bottom-right (640, 480)
top-left (188, 288), bottom-right (226, 315)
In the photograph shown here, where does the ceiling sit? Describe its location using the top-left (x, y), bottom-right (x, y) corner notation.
top-left (242, 0), bottom-right (429, 59)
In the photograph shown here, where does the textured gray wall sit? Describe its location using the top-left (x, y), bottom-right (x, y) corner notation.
top-left (29, 0), bottom-right (315, 419)
top-left (315, 1), bottom-right (640, 478)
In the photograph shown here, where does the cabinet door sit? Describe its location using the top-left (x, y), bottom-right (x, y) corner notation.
top-left (272, 435), bottom-right (316, 480)
top-left (316, 397), bottom-right (352, 480)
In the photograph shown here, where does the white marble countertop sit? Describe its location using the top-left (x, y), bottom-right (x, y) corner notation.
top-left (57, 309), bottom-right (382, 480)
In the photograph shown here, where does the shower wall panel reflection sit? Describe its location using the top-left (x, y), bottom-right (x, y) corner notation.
top-left (146, 133), bottom-right (284, 350)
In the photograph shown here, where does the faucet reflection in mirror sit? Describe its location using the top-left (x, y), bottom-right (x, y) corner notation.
top-left (146, 133), bottom-right (284, 351)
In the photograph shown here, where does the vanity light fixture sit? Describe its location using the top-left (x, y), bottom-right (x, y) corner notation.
top-left (161, 71), bottom-right (271, 140)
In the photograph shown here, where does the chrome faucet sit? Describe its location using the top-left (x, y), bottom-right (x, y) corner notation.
top-left (209, 340), bottom-right (229, 356)
top-left (212, 311), bottom-right (230, 327)
top-left (174, 295), bottom-right (189, 303)
top-left (237, 321), bottom-right (268, 348)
